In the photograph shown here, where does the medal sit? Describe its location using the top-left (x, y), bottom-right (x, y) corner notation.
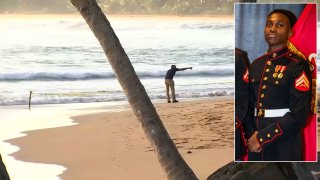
top-left (273, 73), bottom-right (278, 78)
top-left (273, 65), bottom-right (286, 79)
top-left (273, 65), bottom-right (280, 78)
top-left (278, 66), bottom-right (286, 79)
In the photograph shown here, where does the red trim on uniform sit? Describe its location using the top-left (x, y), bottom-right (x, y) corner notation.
top-left (237, 153), bottom-right (247, 161)
top-left (252, 46), bottom-right (288, 64)
top-left (235, 116), bottom-right (242, 129)
top-left (260, 123), bottom-right (283, 147)
top-left (286, 54), bottom-right (299, 63)
top-left (237, 126), bottom-right (249, 161)
top-left (265, 46), bottom-right (288, 55)
top-left (242, 68), bottom-right (249, 83)
top-left (235, 116), bottom-right (248, 161)
top-left (267, 53), bottom-right (288, 61)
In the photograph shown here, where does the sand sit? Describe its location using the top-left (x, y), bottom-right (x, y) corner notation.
top-left (5, 98), bottom-right (234, 180)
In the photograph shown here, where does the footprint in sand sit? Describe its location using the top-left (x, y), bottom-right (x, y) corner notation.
top-left (144, 146), bottom-right (153, 152)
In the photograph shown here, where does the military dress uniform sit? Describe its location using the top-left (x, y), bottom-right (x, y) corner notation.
top-left (248, 46), bottom-right (312, 161)
top-left (235, 48), bottom-right (254, 160)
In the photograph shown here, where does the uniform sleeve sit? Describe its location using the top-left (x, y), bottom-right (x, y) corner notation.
top-left (242, 65), bottom-right (255, 139)
top-left (235, 53), bottom-right (249, 119)
top-left (235, 52), bottom-right (255, 139)
top-left (257, 61), bottom-right (312, 149)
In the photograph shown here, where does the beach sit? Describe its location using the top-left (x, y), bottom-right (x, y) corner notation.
top-left (0, 14), bottom-right (235, 180)
top-left (1, 12), bottom-right (318, 180)
top-left (3, 97), bottom-right (234, 180)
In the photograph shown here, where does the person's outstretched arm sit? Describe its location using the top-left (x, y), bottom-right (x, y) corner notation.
top-left (177, 67), bottom-right (192, 71)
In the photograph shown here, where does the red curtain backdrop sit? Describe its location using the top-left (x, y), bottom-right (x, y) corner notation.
top-left (288, 4), bottom-right (317, 161)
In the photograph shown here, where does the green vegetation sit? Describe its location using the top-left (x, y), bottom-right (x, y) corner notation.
top-left (0, 0), bottom-right (317, 15)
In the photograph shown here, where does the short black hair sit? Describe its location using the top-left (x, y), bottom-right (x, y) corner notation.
top-left (267, 9), bottom-right (297, 28)
top-left (171, 65), bottom-right (176, 68)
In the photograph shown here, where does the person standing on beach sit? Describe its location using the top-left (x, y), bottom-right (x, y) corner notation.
top-left (165, 65), bottom-right (192, 103)
top-left (235, 48), bottom-right (254, 161)
top-left (246, 9), bottom-right (312, 161)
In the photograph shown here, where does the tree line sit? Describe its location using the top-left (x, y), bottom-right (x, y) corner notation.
top-left (0, 0), bottom-right (241, 15)
top-left (0, 0), bottom-right (317, 15)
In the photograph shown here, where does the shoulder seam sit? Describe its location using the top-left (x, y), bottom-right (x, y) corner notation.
top-left (286, 53), bottom-right (306, 63)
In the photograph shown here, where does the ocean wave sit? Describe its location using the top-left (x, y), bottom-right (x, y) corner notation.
top-left (70, 22), bottom-right (233, 31)
top-left (0, 72), bottom-right (111, 81)
top-left (0, 90), bottom-right (234, 106)
top-left (0, 68), bottom-right (233, 81)
top-left (180, 23), bottom-right (233, 30)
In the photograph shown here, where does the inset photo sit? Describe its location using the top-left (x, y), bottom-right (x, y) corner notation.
top-left (235, 3), bottom-right (317, 162)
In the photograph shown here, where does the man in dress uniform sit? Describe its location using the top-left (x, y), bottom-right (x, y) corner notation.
top-left (235, 48), bottom-right (254, 161)
top-left (246, 9), bottom-right (312, 161)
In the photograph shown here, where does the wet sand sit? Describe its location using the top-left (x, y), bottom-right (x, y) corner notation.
top-left (6, 98), bottom-right (234, 180)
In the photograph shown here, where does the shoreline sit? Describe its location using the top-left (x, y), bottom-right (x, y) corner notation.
top-left (4, 97), bottom-right (234, 180)
top-left (0, 100), bottom-right (132, 180)
top-left (0, 96), bottom-right (232, 107)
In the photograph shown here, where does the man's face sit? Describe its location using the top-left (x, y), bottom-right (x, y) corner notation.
top-left (264, 13), bottom-right (292, 49)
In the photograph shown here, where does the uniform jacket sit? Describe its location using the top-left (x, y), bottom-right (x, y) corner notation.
top-left (248, 46), bottom-right (312, 161)
top-left (235, 48), bottom-right (254, 160)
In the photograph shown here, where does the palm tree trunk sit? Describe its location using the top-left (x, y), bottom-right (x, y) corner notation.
top-left (0, 154), bottom-right (10, 180)
top-left (70, 0), bottom-right (198, 179)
